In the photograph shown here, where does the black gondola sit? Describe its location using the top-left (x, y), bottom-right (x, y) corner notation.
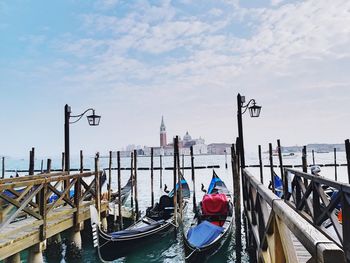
top-left (183, 170), bottom-right (233, 262)
top-left (110, 173), bottom-right (133, 205)
top-left (90, 177), bottom-right (190, 262)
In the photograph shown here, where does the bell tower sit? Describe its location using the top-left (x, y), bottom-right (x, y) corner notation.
top-left (160, 116), bottom-right (167, 147)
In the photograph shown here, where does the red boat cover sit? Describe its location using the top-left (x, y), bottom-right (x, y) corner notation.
top-left (202, 194), bottom-right (228, 215)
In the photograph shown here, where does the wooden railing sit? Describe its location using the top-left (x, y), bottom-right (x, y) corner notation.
top-left (284, 168), bottom-right (350, 261)
top-left (242, 168), bottom-right (344, 262)
top-left (0, 170), bottom-right (103, 242)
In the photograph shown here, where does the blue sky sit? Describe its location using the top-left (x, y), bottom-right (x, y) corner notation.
top-left (1, 0), bottom-right (350, 158)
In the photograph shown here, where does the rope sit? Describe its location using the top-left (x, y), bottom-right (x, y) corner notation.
top-left (185, 247), bottom-right (199, 260)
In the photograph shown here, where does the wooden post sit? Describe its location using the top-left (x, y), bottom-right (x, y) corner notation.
top-left (173, 137), bottom-right (178, 226)
top-left (312, 150), bottom-right (315, 166)
top-left (232, 144), bottom-right (241, 221)
top-left (277, 139), bottom-right (284, 182)
top-left (302, 146), bottom-right (308, 186)
top-left (39, 181), bottom-right (47, 241)
top-left (108, 151), bottom-right (112, 202)
top-left (159, 155), bottom-right (163, 189)
top-left (151, 148), bottom-right (154, 207)
top-left (182, 153), bottom-right (184, 175)
top-left (177, 138), bottom-right (183, 220)
top-left (29, 147), bottom-right (35, 175)
top-left (40, 159), bottom-right (43, 173)
top-left (342, 190), bottom-right (350, 262)
top-left (130, 152), bottom-right (134, 221)
top-left (61, 152), bottom-right (65, 172)
top-left (95, 153), bottom-right (101, 218)
top-left (269, 143), bottom-right (275, 194)
top-left (2, 156), bottom-right (5, 179)
top-left (133, 149), bottom-right (139, 220)
top-left (334, 148), bottom-right (338, 181)
top-left (345, 139), bottom-right (350, 184)
top-left (232, 143), bottom-right (242, 259)
top-left (258, 145), bottom-right (263, 184)
top-left (79, 150), bottom-right (83, 173)
top-left (74, 160), bottom-right (82, 230)
top-left (190, 146), bottom-right (196, 213)
top-left (46, 159), bottom-right (52, 173)
top-left (117, 151), bottom-right (123, 230)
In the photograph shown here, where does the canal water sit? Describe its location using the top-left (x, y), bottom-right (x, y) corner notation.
top-left (4, 151), bottom-right (349, 262)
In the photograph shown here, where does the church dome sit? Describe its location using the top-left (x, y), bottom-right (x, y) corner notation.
top-left (183, 131), bottom-right (192, 142)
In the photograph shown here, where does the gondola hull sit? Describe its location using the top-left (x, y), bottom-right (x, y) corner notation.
top-left (183, 217), bottom-right (233, 262)
top-left (94, 220), bottom-right (175, 261)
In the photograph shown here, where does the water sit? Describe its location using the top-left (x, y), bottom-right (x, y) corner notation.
top-left (3, 151), bottom-right (349, 262)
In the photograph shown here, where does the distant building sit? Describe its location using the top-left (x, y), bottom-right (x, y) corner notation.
top-left (160, 116), bottom-right (167, 147)
top-left (207, 143), bottom-right (231, 155)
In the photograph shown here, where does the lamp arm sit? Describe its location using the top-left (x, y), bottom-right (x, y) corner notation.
top-left (241, 99), bottom-right (256, 115)
top-left (69, 108), bottom-right (94, 124)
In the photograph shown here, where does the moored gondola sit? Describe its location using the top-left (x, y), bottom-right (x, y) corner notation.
top-left (90, 176), bottom-right (190, 262)
top-left (183, 170), bottom-right (233, 262)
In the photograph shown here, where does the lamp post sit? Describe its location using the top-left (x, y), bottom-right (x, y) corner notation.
top-left (237, 93), bottom-right (261, 168)
top-left (64, 104), bottom-right (101, 174)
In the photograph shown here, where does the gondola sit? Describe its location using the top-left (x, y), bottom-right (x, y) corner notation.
top-left (90, 176), bottom-right (190, 262)
top-left (183, 170), bottom-right (233, 262)
top-left (110, 173), bottom-right (132, 205)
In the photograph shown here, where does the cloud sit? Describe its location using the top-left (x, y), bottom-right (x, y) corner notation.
top-left (270, 0), bottom-right (285, 6)
top-left (94, 0), bottom-right (120, 10)
top-left (3, 0), bottom-right (350, 154)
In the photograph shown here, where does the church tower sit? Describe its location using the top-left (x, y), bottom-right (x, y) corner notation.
top-left (160, 116), bottom-right (167, 147)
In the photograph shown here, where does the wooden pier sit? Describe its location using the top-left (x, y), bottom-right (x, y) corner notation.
top-left (236, 140), bottom-right (350, 262)
top-left (0, 170), bottom-right (108, 262)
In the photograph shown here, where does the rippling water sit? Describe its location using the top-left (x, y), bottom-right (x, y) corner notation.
top-left (5, 151), bottom-right (349, 262)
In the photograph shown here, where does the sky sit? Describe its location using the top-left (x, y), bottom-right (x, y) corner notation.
top-left (0, 0), bottom-right (350, 158)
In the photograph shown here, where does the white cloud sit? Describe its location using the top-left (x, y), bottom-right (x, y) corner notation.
top-left (270, 0), bottom-right (285, 6)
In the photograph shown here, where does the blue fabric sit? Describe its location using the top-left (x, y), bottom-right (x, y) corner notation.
top-left (274, 174), bottom-right (283, 198)
top-left (187, 221), bottom-right (224, 248)
top-left (111, 220), bottom-right (163, 238)
top-left (169, 179), bottom-right (190, 198)
top-left (48, 189), bottom-right (75, 203)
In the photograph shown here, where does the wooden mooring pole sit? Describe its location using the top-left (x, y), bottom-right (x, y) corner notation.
top-left (173, 136), bottom-right (178, 227)
top-left (159, 154), bottom-right (163, 189)
top-left (61, 152), bottom-right (65, 171)
top-left (269, 143), bottom-right (275, 194)
top-left (40, 159), bottom-right (43, 173)
top-left (95, 153), bottom-right (101, 218)
top-left (2, 156), bottom-right (4, 179)
top-left (133, 149), bottom-right (139, 220)
top-left (334, 148), bottom-right (338, 181)
top-left (46, 159), bottom-right (51, 173)
top-left (130, 152), bottom-right (134, 221)
top-left (346, 139), bottom-right (350, 184)
top-left (29, 147), bottom-right (35, 175)
top-left (190, 146), bottom-right (196, 213)
top-left (117, 151), bottom-right (123, 230)
top-left (151, 148), bottom-right (154, 207)
top-left (231, 143), bottom-right (242, 261)
top-left (302, 146), bottom-right (308, 186)
top-left (277, 139), bottom-right (284, 182)
top-left (258, 145), bottom-right (263, 184)
top-left (312, 150), bottom-right (315, 165)
top-left (182, 153), bottom-right (184, 175)
top-left (80, 150), bottom-right (83, 173)
top-left (177, 140), bottom-right (183, 220)
top-left (108, 151), bottom-right (112, 202)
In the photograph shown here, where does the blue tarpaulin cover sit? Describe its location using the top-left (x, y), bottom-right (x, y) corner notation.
top-left (187, 221), bottom-right (224, 248)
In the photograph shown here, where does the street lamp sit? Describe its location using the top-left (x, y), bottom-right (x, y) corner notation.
top-left (64, 104), bottom-right (101, 174)
top-left (237, 93), bottom-right (261, 168)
